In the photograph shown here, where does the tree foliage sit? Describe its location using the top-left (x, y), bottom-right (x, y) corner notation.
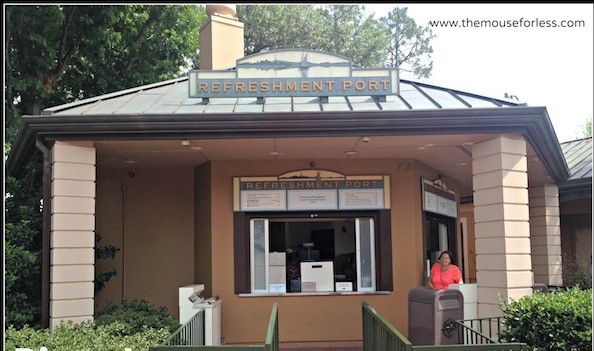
top-left (4, 4), bottom-right (205, 328)
top-left (238, 4), bottom-right (434, 74)
top-left (381, 7), bottom-right (435, 78)
top-left (5, 153), bottom-right (44, 328)
top-left (5, 5), bottom-right (204, 127)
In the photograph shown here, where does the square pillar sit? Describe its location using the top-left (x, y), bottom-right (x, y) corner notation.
top-left (529, 184), bottom-right (563, 286)
top-left (472, 136), bottom-right (533, 318)
top-left (50, 142), bottom-right (96, 329)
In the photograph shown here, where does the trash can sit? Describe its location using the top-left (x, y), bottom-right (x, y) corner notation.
top-left (408, 286), bottom-right (464, 346)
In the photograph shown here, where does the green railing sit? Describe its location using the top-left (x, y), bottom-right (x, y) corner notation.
top-left (362, 302), bottom-right (530, 351)
top-left (456, 317), bottom-right (504, 344)
top-left (160, 309), bottom-right (205, 347)
top-left (150, 303), bottom-right (278, 351)
top-left (362, 301), bottom-right (413, 351)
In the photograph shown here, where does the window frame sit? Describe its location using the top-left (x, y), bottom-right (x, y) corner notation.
top-left (234, 210), bottom-right (392, 294)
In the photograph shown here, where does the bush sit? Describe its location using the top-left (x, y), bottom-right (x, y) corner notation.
top-left (5, 321), bottom-right (171, 351)
top-left (499, 287), bottom-right (592, 350)
top-left (95, 299), bottom-right (180, 335)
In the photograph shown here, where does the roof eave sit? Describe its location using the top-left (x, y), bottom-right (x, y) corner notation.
top-left (6, 106), bottom-right (570, 184)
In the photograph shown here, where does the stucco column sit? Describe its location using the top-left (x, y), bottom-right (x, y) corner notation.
top-left (529, 184), bottom-right (562, 286)
top-left (472, 136), bottom-right (533, 318)
top-left (50, 142), bottom-right (96, 329)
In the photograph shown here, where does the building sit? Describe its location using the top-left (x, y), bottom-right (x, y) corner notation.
top-left (6, 5), bottom-right (589, 348)
top-left (559, 137), bottom-right (592, 287)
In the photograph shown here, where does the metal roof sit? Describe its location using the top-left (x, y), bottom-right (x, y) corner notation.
top-left (43, 77), bottom-right (524, 116)
top-left (560, 137), bottom-right (592, 180)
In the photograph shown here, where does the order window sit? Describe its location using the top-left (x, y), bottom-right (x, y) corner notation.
top-left (249, 217), bottom-right (376, 293)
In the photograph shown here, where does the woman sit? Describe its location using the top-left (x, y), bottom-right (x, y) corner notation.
top-left (427, 250), bottom-right (463, 290)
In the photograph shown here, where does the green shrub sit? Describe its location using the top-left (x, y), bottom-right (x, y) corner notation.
top-left (95, 299), bottom-right (180, 335)
top-left (499, 287), bottom-right (592, 350)
top-left (5, 321), bottom-right (171, 351)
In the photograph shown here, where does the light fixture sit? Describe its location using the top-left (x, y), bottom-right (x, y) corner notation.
top-left (345, 151), bottom-right (358, 155)
top-left (362, 136), bottom-right (370, 143)
top-left (191, 146), bottom-right (204, 150)
top-left (124, 160), bottom-right (136, 164)
top-left (269, 151), bottom-right (282, 156)
top-left (181, 139), bottom-right (190, 146)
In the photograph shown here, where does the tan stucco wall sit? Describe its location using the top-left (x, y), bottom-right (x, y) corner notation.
top-left (200, 158), bottom-right (457, 346)
top-left (94, 158), bottom-right (457, 345)
top-left (95, 168), bottom-right (195, 318)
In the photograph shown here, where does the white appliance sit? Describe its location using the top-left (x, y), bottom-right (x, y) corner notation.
top-left (179, 284), bottom-right (205, 324)
top-left (269, 252), bottom-right (287, 293)
top-left (300, 261), bottom-right (334, 292)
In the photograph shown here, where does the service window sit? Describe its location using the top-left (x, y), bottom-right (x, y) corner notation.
top-left (234, 211), bottom-right (392, 295)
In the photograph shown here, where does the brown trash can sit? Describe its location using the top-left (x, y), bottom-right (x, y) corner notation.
top-left (408, 286), bottom-right (464, 346)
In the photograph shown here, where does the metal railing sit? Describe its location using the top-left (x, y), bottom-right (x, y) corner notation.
top-left (362, 302), bottom-right (531, 351)
top-left (456, 317), bottom-right (504, 344)
top-left (362, 301), bottom-right (413, 351)
top-left (150, 303), bottom-right (278, 351)
top-left (159, 308), bottom-right (205, 347)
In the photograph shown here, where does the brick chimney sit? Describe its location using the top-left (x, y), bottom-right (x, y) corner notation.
top-left (199, 4), bottom-right (244, 70)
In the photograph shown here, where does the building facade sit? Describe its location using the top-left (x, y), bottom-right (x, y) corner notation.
top-left (7, 5), bottom-right (581, 348)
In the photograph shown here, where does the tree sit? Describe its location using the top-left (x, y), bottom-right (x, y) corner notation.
top-left (318, 5), bottom-right (391, 68)
top-left (238, 5), bottom-right (325, 55)
top-left (381, 7), bottom-right (435, 78)
top-left (237, 4), bottom-right (392, 68)
top-left (5, 5), bottom-right (204, 127)
top-left (4, 4), bottom-right (205, 328)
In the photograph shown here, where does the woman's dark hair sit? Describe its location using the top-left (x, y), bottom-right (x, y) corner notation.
top-left (438, 250), bottom-right (455, 263)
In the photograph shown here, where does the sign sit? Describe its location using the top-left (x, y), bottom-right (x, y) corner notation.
top-left (234, 171), bottom-right (390, 212)
top-left (335, 282), bottom-right (353, 292)
top-left (422, 178), bottom-right (457, 218)
top-left (240, 190), bottom-right (286, 211)
top-left (189, 49), bottom-right (398, 100)
top-left (339, 189), bottom-right (384, 209)
top-left (288, 189), bottom-right (338, 210)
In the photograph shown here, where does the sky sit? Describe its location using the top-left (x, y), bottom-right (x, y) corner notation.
top-left (365, 3), bottom-right (593, 142)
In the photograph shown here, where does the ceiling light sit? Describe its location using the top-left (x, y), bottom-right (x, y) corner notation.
top-left (362, 136), bottom-right (370, 143)
top-left (269, 151), bottom-right (282, 156)
top-left (191, 146), bottom-right (204, 150)
top-left (181, 139), bottom-right (190, 146)
top-left (345, 151), bottom-right (358, 155)
top-left (124, 160), bottom-right (136, 164)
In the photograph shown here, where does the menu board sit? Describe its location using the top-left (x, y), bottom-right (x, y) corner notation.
top-left (422, 179), bottom-right (457, 218)
top-left (235, 174), bottom-right (390, 212)
top-left (339, 189), bottom-right (384, 209)
top-left (240, 190), bottom-right (286, 211)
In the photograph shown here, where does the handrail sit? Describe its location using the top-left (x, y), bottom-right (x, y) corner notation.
top-left (456, 317), bottom-right (504, 343)
top-left (362, 301), bottom-right (413, 351)
top-left (264, 303), bottom-right (279, 351)
top-left (150, 303), bottom-right (278, 351)
top-left (454, 320), bottom-right (498, 345)
top-left (362, 302), bottom-right (530, 351)
top-left (160, 308), bottom-right (205, 346)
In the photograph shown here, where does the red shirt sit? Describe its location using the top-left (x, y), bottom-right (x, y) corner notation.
top-left (430, 263), bottom-right (462, 289)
